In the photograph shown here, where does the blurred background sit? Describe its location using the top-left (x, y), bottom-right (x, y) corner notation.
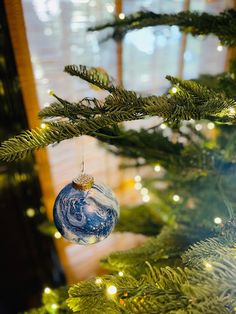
top-left (0, 0), bottom-right (235, 312)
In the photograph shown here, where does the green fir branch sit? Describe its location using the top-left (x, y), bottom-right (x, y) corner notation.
top-left (89, 9), bottom-right (236, 46)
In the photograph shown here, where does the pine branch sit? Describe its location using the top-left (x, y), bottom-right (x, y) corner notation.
top-left (89, 9), bottom-right (236, 46)
top-left (1, 65), bottom-right (236, 162)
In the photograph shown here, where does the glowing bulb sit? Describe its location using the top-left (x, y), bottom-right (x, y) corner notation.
top-left (118, 271), bottom-right (124, 277)
top-left (40, 123), bottom-right (46, 129)
top-left (43, 102), bottom-right (50, 107)
top-left (118, 13), bottom-right (125, 20)
top-left (154, 165), bottom-right (161, 172)
top-left (229, 107), bottom-right (235, 115)
top-left (44, 287), bottom-right (51, 294)
top-left (195, 124), bottom-right (202, 131)
top-left (107, 285), bottom-right (117, 295)
top-left (141, 188), bottom-right (148, 195)
top-left (48, 89), bottom-right (54, 96)
top-left (135, 182), bottom-right (142, 190)
top-left (214, 217), bottom-right (222, 224)
top-left (143, 195), bottom-right (150, 203)
top-left (171, 86), bottom-right (178, 93)
top-left (51, 304), bottom-right (58, 309)
top-left (54, 231), bottom-right (62, 239)
top-left (217, 45), bottom-right (223, 52)
top-left (173, 194), bottom-right (180, 202)
top-left (26, 208), bottom-right (35, 218)
top-left (106, 4), bottom-right (114, 13)
top-left (204, 261), bottom-right (213, 270)
top-left (95, 278), bottom-right (102, 284)
top-left (134, 175), bottom-right (141, 182)
top-left (207, 122), bottom-right (215, 130)
top-left (160, 124), bottom-right (166, 130)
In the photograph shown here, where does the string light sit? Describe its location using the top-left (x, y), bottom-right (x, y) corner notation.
top-left (54, 231), bottom-right (62, 239)
top-left (173, 194), bottom-right (180, 202)
top-left (154, 164), bottom-right (161, 172)
top-left (48, 89), bottom-right (54, 96)
top-left (141, 188), bottom-right (148, 195)
top-left (40, 123), bottom-right (47, 129)
top-left (204, 261), bottom-right (213, 270)
top-left (134, 182), bottom-right (142, 190)
top-left (217, 45), bottom-right (223, 52)
top-left (118, 271), bottom-right (124, 277)
top-left (44, 287), bottom-right (51, 294)
top-left (118, 13), bottom-right (125, 19)
top-left (214, 217), bottom-right (222, 224)
top-left (207, 122), bottom-right (215, 130)
top-left (134, 175), bottom-right (141, 182)
top-left (171, 86), bottom-right (178, 93)
top-left (229, 107), bottom-right (235, 115)
top-left (95, 278), bottom-right (102, 285)
top-left (160, 124), bottom-right (166, 130)
top-left (142, 195), bottom-right (150, 203)
top-left (195, 124), bottom-right (203, 131)
top-left (51, 304), bottom-right (58, 309)
top-left (107, 285), bottom-right (117, 295)
top-left (26, 208), bottom-right (36, 218)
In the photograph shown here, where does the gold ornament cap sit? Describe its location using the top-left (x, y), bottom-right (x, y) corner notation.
top-left (72, 173), bottom-right (94, 191)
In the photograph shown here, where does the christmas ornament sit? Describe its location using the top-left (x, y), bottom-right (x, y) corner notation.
top-left (53, 174), bottom-right (119, 244)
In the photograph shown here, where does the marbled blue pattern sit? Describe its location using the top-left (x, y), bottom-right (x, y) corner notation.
top-left (53, 182), bottom-right (119, 245)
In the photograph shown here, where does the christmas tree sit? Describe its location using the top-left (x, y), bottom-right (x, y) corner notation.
top-left (1, 8), bottom-right (236, 314)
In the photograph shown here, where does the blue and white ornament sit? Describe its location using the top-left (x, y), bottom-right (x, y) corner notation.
top-left (53, 174), bottom-right (119, 245)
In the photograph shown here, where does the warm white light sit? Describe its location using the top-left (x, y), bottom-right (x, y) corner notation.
top-left (135, 182), bottom-right (142, 190)
top-left (204, 261), bottom-right (213, 270)
top-left (154, 165), bottom-right (161, 172)
top-left (44, 287), bottom-right (51, 294)
top-left (106, 4), bottom-right (114, 13)
top-left (195, 124), bottom-right (203, 131)
top-left (143, 195), bottom-right (150, 203)
top-left (217, 45), bottom-right (223, 52)
top-left (107, 285), bottom-right (117, 295)
top-left (134, 175), bottom-right (141, 182)
top-left (26, 208), bottom-right (35, 218)
top-left (95, 278), bottom-right (102, 284)
top-left (40, 123), bottom-right (46, 129)
top-left (54, 231), bottom-right (62, 239)
top-left (171, 86), bottom-right (178, 93)
top-left (229, 107), bottom-right (235, 115)
top-left (160, 124), bottom-right (166, 130)
top-left (207, 122), bottom-right (215, 130)
top-left (214, 217), bottom-right (222, 224)
top-left (173, 194), bottom-right (180, 202)
top-left (119, 13), bottom-right (125, 20)
top-left (48, 89), bottom-right (54, 96)
top-left (118, 271), bottom-right (124, 277)
top-left (43, 102), bottom-right (50, 107)
top-left (51, 303), bottom-right (58, 309)
top-left (141, 188), bottom-right (148, 195)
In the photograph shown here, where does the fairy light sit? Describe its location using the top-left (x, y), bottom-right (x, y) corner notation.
top-left (118, 13), bottom-right (125, 19)
top-left (142, 195), bottom-right (150, 203)
top-left (51, 304), bottom-right (58, 309)
top-left (134, 182), bottom-right (142, 190)
top-left (118, 271), bottom-right (124, 277)
top-left (44, 287), bottom-right (51, 294)
top-left (217, 45), bottom-right (223, 52)
top-left (43, 102), bottom-right (50, 107)
top-left (214, 217), bottom-right (222, 224)
top-left (195, 124), bottom-right (203, 131)
top-left (207, 122), bottom-right (215, 130)
top-left (173, 194), bottom-right (180, 202)
top-left (141, 188), bottom-right (148, 195)
top-left (134, 175), bottom-right (141, 182)
top-left (26, 208), bottom-right (35, 218)
top-left (204, 261), bottom-right (213, 270)
top-left (229, 107), bottom-right (235, 115)
top-left (95, 278), bottom-right (102, 284)
top-left (48, 89), bottom-right (54, 96)
top-left (154, 164), bottom-right (161, 172)
top-left (54, 231), bottom-right (62, 239)
top-left (107, 285), bottom-right (117, 295)
top-left (40, 123), bottom-right (47, 129)
top-left (171, 86), bottom-right (178, 93)
top-left (160, 123), bottom-right (166, 130)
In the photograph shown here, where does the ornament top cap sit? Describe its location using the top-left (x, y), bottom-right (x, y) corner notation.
top-left (72, 173), bottom-right (94, 191)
